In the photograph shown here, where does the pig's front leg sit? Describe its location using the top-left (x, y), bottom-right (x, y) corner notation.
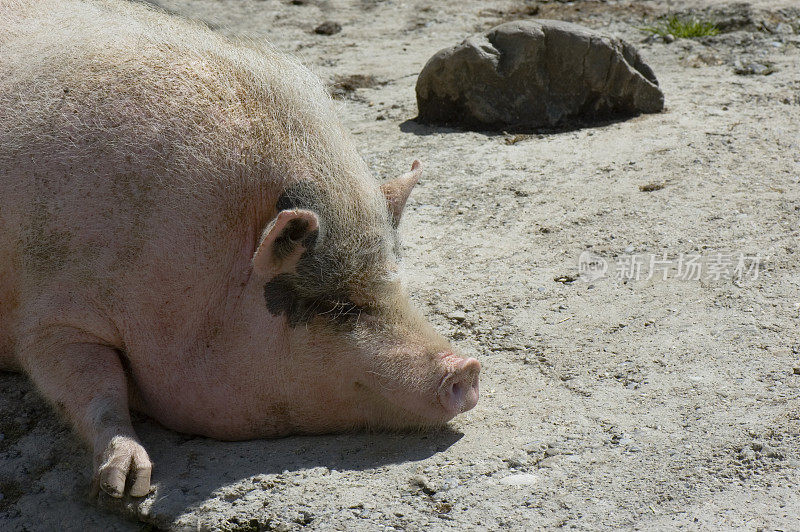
top-left (19, 340), bottom-right (152, 498)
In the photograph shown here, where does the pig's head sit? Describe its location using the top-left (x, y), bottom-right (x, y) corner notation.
top-left (249, 161), bottom-right (480, 431)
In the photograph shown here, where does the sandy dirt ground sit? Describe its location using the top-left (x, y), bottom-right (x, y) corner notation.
top-left (2, 0), bottom-right (800, 530)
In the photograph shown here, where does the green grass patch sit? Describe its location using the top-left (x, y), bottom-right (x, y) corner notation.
top-left (641, 15), bottom-right (720, 38)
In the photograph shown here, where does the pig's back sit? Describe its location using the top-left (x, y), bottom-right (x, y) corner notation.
top-left (0, 0), bottom-right (382, 363)
top-left (0, 0), bottom-right (227, 362)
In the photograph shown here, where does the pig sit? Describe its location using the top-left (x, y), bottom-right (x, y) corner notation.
top-left (0, 0), bottom-right (480, 499)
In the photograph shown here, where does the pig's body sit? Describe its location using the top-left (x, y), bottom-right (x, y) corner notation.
top-left (1, 0), bottom-right (382, 439)
top-left (1, 0), bottom-right (479, 498)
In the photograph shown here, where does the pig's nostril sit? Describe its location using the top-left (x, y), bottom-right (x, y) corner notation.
top-left (439, 356), bottom-right (480, 415)
top-left (451, 381), bottom-right (463, 401)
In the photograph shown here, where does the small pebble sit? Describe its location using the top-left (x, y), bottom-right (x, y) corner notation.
top-left (314, 21), bottom-right (342, 35)
top-left (664, 34), bottom-right (676, 43)
top-left (734, 61), bottom-right (774, 76)
top-left (409, 474), bottom-right (435, 494)
top-left (538, 457), bottom-right (560, 468)
top-left (294, 511), bottom-right (314, 526)
top-left (762, 445), bottom-right (784, 459)
top-left (439, 477), bottom-right (459, 491)
top-left (499, 473), bottom-right (539, 486)
top-left (523, 442), bottom-right (544, 454)
top-left (449, 311), bottom-right (466, 323)
top-left (504, 451), bottom-right (529, 468)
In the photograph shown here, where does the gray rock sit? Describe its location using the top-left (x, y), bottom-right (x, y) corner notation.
top-left (416, 20), bottom-right (664, 130)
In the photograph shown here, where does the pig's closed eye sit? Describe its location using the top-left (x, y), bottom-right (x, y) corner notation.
top-left (314, 299), bottom-right (364, 322)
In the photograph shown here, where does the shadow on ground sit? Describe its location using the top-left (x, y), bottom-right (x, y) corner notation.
top-left (399, 113), bottom-right (650, 137)
top-left (1, 372), bottom-right (463, 529)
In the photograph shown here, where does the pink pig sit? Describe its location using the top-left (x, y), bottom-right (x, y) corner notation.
top-left (0, 0), bottom-right (479, 498)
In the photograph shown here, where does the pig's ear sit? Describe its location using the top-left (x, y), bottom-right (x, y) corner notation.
top-left (253, 209), bottom-right (320, 277)
top-left (381, 160), bottom-right (422, 228)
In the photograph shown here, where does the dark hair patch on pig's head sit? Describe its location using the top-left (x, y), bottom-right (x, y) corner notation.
top-left (263, 178), bottom-right (399, 327)
top-left (264, 273), bottom-right (299, 323)
top-left (275, 184), bottom-right (307, 212)
top-left (264, 273), bottom-right (365, 327)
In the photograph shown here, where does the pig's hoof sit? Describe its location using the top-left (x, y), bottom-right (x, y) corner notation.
top-left (93, 435), bottom-right (152, 498)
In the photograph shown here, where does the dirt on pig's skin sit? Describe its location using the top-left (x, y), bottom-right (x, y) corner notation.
top-left (2, 0), bottom-right (800, 530)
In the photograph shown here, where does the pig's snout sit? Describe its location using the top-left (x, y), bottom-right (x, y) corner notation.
top-left (437, 353), bottom-right (480, 416)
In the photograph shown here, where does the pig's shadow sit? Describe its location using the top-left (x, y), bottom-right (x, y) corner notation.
top-left (1, 371), bottom-right (463, 528)
top-left (98, 410), bottom-right (464, 525)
